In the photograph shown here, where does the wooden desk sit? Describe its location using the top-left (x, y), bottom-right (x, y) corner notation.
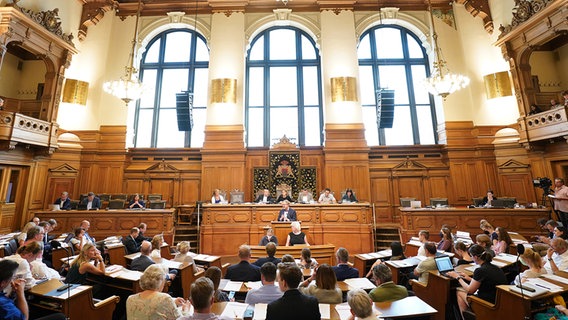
top-left (211, 295), bottom-right (436, 319)
top-left (250, 244), bottom-right (336, 266)
top-left (270, 221), bottom-right (310, 246)
top-left (28, 279), bottom-right (119, 320)
top-left (35, 209), bottom-right (175, 241)
top-left (399, 207), bottom-right (549, 243)
top-left (410, 270), bottom-right (453, 320)
top-left (201, 203), bottom-right (372, 256)
top-left (353, 249), bottom-right (392, 277)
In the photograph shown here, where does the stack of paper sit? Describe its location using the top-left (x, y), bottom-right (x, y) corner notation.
top-left (223, 281), bottom-right (243, 291)
top-left (343, 278), bottom-right (376, 290)
top-left (220, 301), bottom-right (248, 319)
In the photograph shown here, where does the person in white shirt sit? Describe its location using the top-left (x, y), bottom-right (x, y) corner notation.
top-left (245, 262), bottom-right (283, 305)
top-left (318, 188), bottom-right (336, 204)
top-left (417, 230), bottom-right (429, 257)
top-left (544, 238), bottom-right (568, 274)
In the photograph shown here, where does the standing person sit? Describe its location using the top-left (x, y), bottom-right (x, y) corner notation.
top-left (54, 191), bottom-right (71, 210)
top-left (128, 194), bottom-right (145, 209)
top-left (277, 201), bottom-right (297, 222)
top-left (81, 192), bottom-right (101, 210)
top-left (447, 244), bottom-right (507, 319)
top-left (266, 263), bottom-right (320, 320)
top-left (552, 178), bottom-right (568, 229)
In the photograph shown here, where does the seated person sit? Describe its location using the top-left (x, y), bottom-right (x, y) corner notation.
top-left (173, 241), bottom-right (201, 274)
top-left (0, 260), bottom-right (66, 320)
top-left (150, 234), bottom-right (164, 258)
top-left (245, 262), bottom-right (283, 305)
top-left (81, 192), bottom-right (101, 210)
top-left (413, 242), bottom-right (437, 284)
top-left (476, 234), bottom-right (496, 257)
top-left (347, 288), bottom-right (379, 320)
top-left (454, 241), bottom-right (473, 266)
top-left (481, 190), bottom-right (497, 207)
top-left (259, 228), bottom-right (278, 246)
top-left (177, 278), bottom-right (225, 320)
top-left (276, 189), bottom-right (293, 203)
top-left (281, 254), bottom-right (295, 263)
top-left (135, 222), bottom-right (152, 246)
top-left (491, 227), bottom-right (513, 255)
top-left (528, 104), bottom-right (542, 115)
top-left (123, 227), bottom-right (141, 254)
top-left (253, 242), bottom-right (281, 267)
top-left (126, 265), bottom-right (189, 319)
top-left (255, 189), bottom-right (275, 204)
top-left (514, 248), bottom-right (546, 285)
top-left (266, 263), bottom-right (320, 320)
top-left (299, 264), bottom-right (342, 304)
top-left (318, 188), bottom-right (337, 204)
top-left (544, 238), bottom-right (568, 274)
top-left (438, 226), bottom-right (453, 251)
top-left (4, 242), bottom-right (43, 293)
top-left (211, 189), bottom-right (225, 204)
top-left (447, 244), bottom-right (507, 319)
top-left (69, 227), bottom-right (86, 253)
top-left (366, 241), bottom-right (406, 278)
top-left (224, 245), bottom-right (261, 282)
top-left (65, 243), bottom-right (107, 298)
top-left (479, 219), bottom-right (498, 244)
top-left (54, 191), bottom-right (71, 210)
top-left (332, 247), bottom-right (359, 281)
top-left (204, 266), bottom-right (229, 302)
top-left (277, 201), bottom-right (296, 222)
top-left (297, 189), bottom-right (314, 204)
top-left (130, 241), bottom-right (178, 280)
top-left (128, 193), bottom-right (145, 209)
top-left (551, 98), bottom-right (563, 109)
top-left (341, 189), bottom-right (357, 203)
top-left (369, 263), bottom-right (408, 302)
top-left (286, 221), bottom-right (309, 246)
top-left (299, 247), bottom-right (318, 269)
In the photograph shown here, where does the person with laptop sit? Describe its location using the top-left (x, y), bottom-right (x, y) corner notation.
top-left (413, 242), bottom-right (437, 284)
top-left (80, 192), bottom-right (101, 210)
top-left (53, 191), bottom-right (71, 210)
top-left (447, 244), bottom-right (507, 319)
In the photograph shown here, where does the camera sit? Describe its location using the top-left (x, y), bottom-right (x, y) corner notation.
top-left (533, 177), bottom-right (552, 193)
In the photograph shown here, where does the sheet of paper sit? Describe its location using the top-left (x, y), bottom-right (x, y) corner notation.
top-left (253, 303), bottom-right (267, 320)
top-left (113, 270), bottom-right (142, 281)
top-left (525, 278), bottom-right (564, 293)
top-left (319, 304), bottom-right (331, 320)
top-left (407, 240), bottom-right (422, 247)
top-left (360, 253), bottom-right (375, 260)
top-left (542, 274), bottom-right (568, 285)
top-left (224, 281), bottom-right (244, 291)
top-left (496, 253), bottom-right (518, 263)
top-left (245, 281), bottom-right (262, 290)
top-left (334, 303), bottom-right (352, 320)
top-left (389, 261), bottom-right (410, 268)
top-left (491, 260), bottom-right (508, 268)
top-left (52, 285), bottom-right (90, 299)
top-left (465, 265), bottom-right (479, 273)
top-left (375, 249), bottom-right (392, 258)
top-left (220, 301), bottom-right (248, 319)
top-left (343, 278), bottom-right (376, 290)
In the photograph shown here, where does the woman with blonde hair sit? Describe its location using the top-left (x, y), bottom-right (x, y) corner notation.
top-left (173, 241), bottom-right (200, 273)
top-left (150, 234), bottom-right (163, 258)
top-left (299, 264), bottom-right (342, 304)
top-left (514, 248), bottom-right (547, 285)
top-left (211, 189), bottom-right (225, 204)
top-left (480, 219), bottom-right (498, 245)
top-left (126, 264), bottom-right (190, 319)
top-left (17, 221), bottom-right (37, 246)
top-left (65, 243), bottom-right (105, 297)
top-left (286, 221), bottom-right (309, 246)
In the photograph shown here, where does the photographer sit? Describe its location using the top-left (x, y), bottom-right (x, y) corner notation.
top-left (553, 178), bottom-right (568, 229)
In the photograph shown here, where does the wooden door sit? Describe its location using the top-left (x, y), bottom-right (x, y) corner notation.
top-left (150, 179), bottom-right (175, 207)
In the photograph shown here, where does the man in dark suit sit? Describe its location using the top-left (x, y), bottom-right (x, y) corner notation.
top-left (277, 201), bottom-right (296, 222)
top-left (253, 242), bottom-right (281, 267)
top-left (255, 189), bottom-right (275, 204)
top-left (332, 247), bottom-right (359, 281)
top-left (54, 191), bottom-right (71, 210)
top-left (225, 245), bottom-right (261, 282)
top-left (123, 227), bottom-right (141, 254)
top-left (135, 222), bottom-right (152, 246)
top-left (81, 192), bottom-right (101, 210)
top-left (266, 263), bottom-right (320, 320)
top-left (130, 241), bottom-right (155, 272)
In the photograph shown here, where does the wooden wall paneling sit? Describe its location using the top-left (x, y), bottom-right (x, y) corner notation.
top-left (370, 176), bottom-right (392, 222)
top-left (500, 173), bottom-right (534, 204)
top-left (77, 166), bottom-right (92, 197)
top-left (245, 152), bottom-right (269, 200)
top-left (150, 179), bottom-right (176, 207)
top-left (179, 179), bottom-right (200, 204)
top-left (449, 162), bottom-right (478, 204)
top-left (124, 179), bottom-right (146, 196)
top-left (27, 160), bottom-right (50, 213)
top-left (0, 203), bottom-right (16, 234)
top-left (428, 176), bottom-right (448, 199)
top-left (395, 177), bottom-right (424, 203)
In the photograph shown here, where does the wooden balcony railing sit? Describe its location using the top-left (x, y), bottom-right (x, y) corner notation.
top-left (0, 111), bottom-right (58, 153)
top-left (519, 106), bottom-right (568, 145)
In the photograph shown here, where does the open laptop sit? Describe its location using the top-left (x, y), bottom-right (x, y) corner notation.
top-left (434, 255), bottom-right (454, 277)
top-left (77, 203), bottom-right (88, 211)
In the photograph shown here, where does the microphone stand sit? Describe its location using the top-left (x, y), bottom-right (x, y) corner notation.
top-left (515, 243), bottom-right (525, 300)
top-left (51, 240), bottom-right (72, 320)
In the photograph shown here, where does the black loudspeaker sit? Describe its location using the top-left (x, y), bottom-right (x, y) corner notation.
top-left (376, 89), bottom-right (395, 128)
top-left (176, 91), bottom-right (193, 131)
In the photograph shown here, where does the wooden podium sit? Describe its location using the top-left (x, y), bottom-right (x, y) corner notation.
top-left (269, 221), bottom-right (310, 245)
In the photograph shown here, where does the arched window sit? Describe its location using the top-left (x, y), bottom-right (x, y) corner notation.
top-left (132, 29), bottom-right (209, 148)
top-left (358, 25), bottom-right (437, 146)
top-left (245, 27), bottom-right (323, 147)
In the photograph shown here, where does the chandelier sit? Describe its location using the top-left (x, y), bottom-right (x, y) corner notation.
top-left (423, 0), bottom-right (469, 99)
top-left (103, 0), bottom-right (144, 105)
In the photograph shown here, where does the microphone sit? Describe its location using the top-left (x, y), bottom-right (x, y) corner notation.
top-left (50, 240), bottom-right (62, 249)
top-left (515, 243), bottom-right (525, 299)
top-left (51, 239), bottom-right (72, 320)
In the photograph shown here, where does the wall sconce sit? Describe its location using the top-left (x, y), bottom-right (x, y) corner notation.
top-left (62, 79), bottom-right (89, 105)
top-left (331, 77), bottom-right (358, 102)
top-left (210, 78), bottom-right (237, 104)
top-left (483, 71), bottom-right (512, 99)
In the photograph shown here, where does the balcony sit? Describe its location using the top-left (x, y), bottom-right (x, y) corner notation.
top-left (0, 111), bottom-right (58, 153)
top-left (519, 107), bottom-right (568, 146)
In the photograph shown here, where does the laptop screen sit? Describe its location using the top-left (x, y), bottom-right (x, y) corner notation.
top-left (434, 256), bottom-right (454, 273)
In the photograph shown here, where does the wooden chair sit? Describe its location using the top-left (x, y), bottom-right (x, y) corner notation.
top-left (399, 197), bottom-right (416, 208)
top-left (108, 199), bottom-right (125, 209)
top-left (69, 200), bottom-right (79, 210)
top-left (98, 194), bottom-right (111, 202)
top-left (276, 183), bottom-right (292, 199)
top-left (111, 194), bottom-right (128, 201)
top-left (149, 200), bottom-right (166, 209)
top-left (147, 194), bottom-right (162, 202)
top-left (409, 271), bottom-right (450, 320)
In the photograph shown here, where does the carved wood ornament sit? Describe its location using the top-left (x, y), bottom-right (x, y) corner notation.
top-left (78, 0), bottom-right (117, 41)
